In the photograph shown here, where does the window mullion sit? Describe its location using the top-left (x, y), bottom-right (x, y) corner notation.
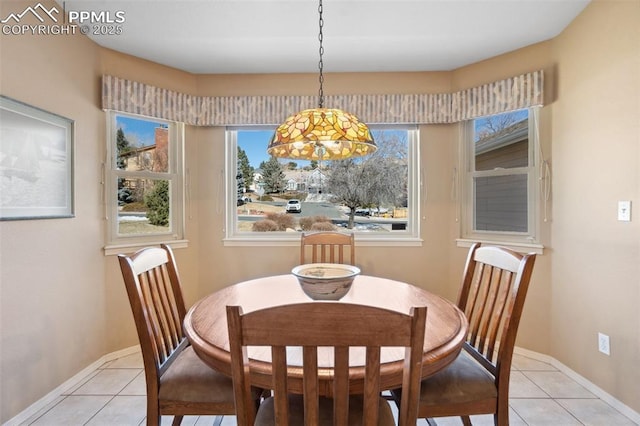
top-left (114, 170), bottom-right (174, 179)
top-left (471, 166), bottom-right (531, 178)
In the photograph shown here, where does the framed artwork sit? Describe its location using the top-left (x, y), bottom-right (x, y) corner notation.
top-left (0, 96), bottom-right (74, 220)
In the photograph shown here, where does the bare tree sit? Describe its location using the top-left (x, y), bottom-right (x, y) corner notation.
top-left (326, 131), bottom-right (408, 228)
top-left (325, 159), bottom-right (367, 228)
top-left (476, 111), bottom-right (526, 140)
top-left (364, 131), bottom-right (408, 211)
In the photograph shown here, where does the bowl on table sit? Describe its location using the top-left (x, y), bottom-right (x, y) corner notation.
top-left (292, 263), bottom-right (360, 300)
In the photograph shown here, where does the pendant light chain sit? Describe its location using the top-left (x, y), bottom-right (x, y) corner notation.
top-left (267, 0), bottom-right (376, 161)
top-left (317, 0), bottom-right (325, 108)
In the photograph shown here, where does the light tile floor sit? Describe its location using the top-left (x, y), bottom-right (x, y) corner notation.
top-left (20, 351), bottom-right (638, 425)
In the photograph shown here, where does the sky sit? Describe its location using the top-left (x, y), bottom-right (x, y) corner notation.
top-left (238, 129), bottom-right (276, 168)
top-left (116, 115), bottom-right (163, 147)
top-left (238, 129), bottom-right (314, 169)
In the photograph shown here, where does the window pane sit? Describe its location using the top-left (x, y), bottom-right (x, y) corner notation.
top-left (474, 174), bottom-right (527, 232)
top-left (115, 115), bottom-right (169, 173)
top-left (235, 127), bottom-right (411, 234)
top-left (118, 178), bottom-right (171, 235)
top-left (474, 110), bottom-right (528, 171)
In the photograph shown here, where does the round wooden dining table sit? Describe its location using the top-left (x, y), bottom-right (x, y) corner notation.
top-left (184, 274), bottom-right (468, 395)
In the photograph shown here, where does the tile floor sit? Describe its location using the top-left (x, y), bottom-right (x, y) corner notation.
top-left (20, 351), bottom-right (638, 426)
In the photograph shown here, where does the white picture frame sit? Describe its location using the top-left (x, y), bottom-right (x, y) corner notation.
top-left (0, 96), bottom-right (74, 220)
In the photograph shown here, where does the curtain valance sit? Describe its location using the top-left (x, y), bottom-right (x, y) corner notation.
top-left (102, 70), bottom-right (543, 125)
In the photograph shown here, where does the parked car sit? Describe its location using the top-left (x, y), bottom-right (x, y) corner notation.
top-left (286, 199), bottom-right (302, 213)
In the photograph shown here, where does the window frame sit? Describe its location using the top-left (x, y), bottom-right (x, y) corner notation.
top-left (104, 111), bottom-right (186, 255)
top-left (458, 108), bottom-right (543, 253)
top-left (224, 125), bottom-right (422, 246)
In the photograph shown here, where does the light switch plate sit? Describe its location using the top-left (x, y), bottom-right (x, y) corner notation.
top-left (618, 201), bottom-right (631, 221)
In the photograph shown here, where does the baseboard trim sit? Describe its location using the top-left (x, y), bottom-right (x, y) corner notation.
top-left (3, 345), bottom-right (140, 426)
top-left (513, 346), bottom-right (640, 425)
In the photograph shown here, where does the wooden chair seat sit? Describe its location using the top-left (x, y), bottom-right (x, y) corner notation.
top-left (157, 346), bottom-right (237, 406)
top-left (255, 395), bottom-right (395, 426)
top-left (416, 353), bottom-right (497, 413)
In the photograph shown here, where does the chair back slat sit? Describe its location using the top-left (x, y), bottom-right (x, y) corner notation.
top-left (333, 346), bottom-right (350, 425)
top-left (152, 265), bottom-right (182, 345)
top-left (458, 243), bottom-right (536, 377)
top-left (147, 267), bottom-right (178, 359)
top-left (363, 347), bottom-right (382, 426)
top-left (139, 271), bottom-right (169, 363)
top-left (300, 232), bottom-right (355, 265)
top-left (484, 269), bottom-right (514, 361)
top-left (227, 302), bottom-right (426, 426)
top-left (272, 346), bottom-right (290, 424)
top-left (143, 264), bottom-right (182, 366)
top-left (474, 266), bottom-right (502, 356)
top-left (302, 347), bottom-right (320, 425)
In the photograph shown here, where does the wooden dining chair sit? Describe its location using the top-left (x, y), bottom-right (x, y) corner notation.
top-left (395, 243), bottom-right (536, 426)
top-left (119, 244), bottom-right (258, 426)
top-left (300, 231), bottom-right (355, 265)
top-left (227, 302), bottom-right (427, 426)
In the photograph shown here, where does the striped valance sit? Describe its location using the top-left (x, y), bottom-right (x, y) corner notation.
top-left (102, 70), bottom-right (543, 126)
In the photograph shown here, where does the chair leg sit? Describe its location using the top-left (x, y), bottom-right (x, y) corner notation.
top-left (171, 415), bottom-right (183, 426)
top-left (461, 415), bottom-right (472, 426)
top-left (496, 398), bottom-right (510, 426)
top-left (146, 404), bottom-right (160, 426)
top-left (426, 419), bottom-right (438, 426)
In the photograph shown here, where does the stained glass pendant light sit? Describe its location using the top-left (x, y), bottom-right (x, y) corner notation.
top-left (267, 0), bottom-right (376, 161)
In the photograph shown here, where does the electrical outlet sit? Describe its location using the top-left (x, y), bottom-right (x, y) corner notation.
top-left (598, 333), bottom-right (610, 356)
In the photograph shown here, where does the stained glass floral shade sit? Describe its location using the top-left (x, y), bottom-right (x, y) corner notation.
top-left (267, 108), bottom-right (376, 160)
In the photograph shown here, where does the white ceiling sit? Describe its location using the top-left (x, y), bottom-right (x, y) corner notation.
top-left (59, 0), bottom-right (590, 74)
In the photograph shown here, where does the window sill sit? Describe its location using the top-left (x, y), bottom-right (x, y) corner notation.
top-left (456, 238), bottom-right (544, 255)
top-left (104, 239), bottom-right (189, 256)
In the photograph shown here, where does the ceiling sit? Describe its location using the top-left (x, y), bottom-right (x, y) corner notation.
top-left (59, 0), bottom-right (590, 74)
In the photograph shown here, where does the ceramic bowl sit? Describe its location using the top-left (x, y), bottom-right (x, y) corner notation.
top-left (292, 263), bottom-right (360, 300)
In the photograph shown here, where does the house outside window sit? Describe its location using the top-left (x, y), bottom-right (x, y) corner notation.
top-left (225, 125), bottom-right (421, 245)
top-left (460, 108), bottom-right (541, 249)
top-left (105, 112), bottom-right (185, 252)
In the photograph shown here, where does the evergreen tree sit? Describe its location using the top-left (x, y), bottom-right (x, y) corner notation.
top-left (116, 128), bottom-right (131, 169)
top-left (145, 180), bottom-right (170, 226)
top-left (237, 147), bottom-right (254, 192)
top-left (261, 156), bottom-right (285, 193)
top-left (116, 128), bottom-right (133, 204)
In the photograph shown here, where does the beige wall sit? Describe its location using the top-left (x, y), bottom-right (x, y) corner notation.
top-left (549, 0), bottom-right (640, 411)
top-left (0, 0), bottom-right (106, 419)
top-left (1, 0), bottom-right (639, 422)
